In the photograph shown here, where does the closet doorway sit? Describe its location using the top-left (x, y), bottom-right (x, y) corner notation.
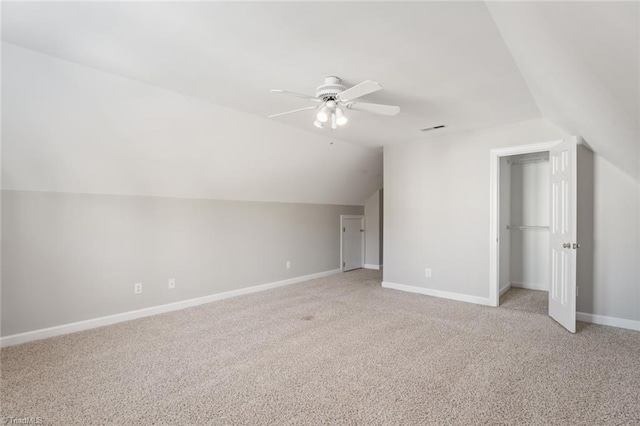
top-left (341, 215), bottom-right (365, 272)
top-left (498, 152), bottom-right (550, 316)
top-left (489, 137), bottom-right (594, 333)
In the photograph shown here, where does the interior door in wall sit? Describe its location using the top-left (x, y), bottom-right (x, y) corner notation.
top-left (549, 138), bottom-right (578, 333)
top-left (342, 216), bottom-right (364, 272)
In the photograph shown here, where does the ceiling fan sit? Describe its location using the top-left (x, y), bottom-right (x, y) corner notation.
top-left (269, 76), bottom-right (400, 129)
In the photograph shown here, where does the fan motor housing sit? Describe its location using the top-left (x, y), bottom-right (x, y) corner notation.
top-left (315, 76), bottom-right (346, 100)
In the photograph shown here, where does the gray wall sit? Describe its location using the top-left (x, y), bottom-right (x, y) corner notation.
top-left (1, 190), bottom-right (362, 336)
top-left (384, 118), bottom-right (639, 322)
top-left (364, 190), bottom-right (382, 266)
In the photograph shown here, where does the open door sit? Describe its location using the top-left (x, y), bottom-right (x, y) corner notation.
top-left (341, 216), bottom-right (364, 272)
top-left (549, 138), bottom-right (578, 332)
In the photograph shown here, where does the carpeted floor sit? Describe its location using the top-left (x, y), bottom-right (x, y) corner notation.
top-left (500, 287), bottom-right (548, 315)
top-left (2, 269), bottom-right (639, 425)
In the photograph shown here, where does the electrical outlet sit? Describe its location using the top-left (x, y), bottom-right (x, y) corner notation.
top-left (168, 278), bottom-right (175, 289)
top-left (425, 268), bottom-right (432, 278)
top-left (134, 282), bottom-right (143, 294)
top-left (286, 261), bottom-right (291, 269)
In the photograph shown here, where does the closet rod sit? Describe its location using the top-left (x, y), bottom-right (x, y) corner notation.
top-left (507, 225), bottom-right (550, 230)
top-left (507, 157), bottom-right (549, 165)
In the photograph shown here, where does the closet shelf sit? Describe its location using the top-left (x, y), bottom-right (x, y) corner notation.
top-left (507, 225), bottom-right (550, 231)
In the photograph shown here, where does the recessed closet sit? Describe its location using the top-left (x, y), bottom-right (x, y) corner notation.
top-left (499, 152), bottom-right (550, 302)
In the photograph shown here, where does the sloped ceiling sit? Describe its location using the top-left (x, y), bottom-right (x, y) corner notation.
top-left (2, 43), bottom-right (382, 205)
top-left (1, 1), bottom-right (638, 205)
top-left (487, 1), bottom-right (639, 181)
top-left (1, 1), bottom-right (539, 148)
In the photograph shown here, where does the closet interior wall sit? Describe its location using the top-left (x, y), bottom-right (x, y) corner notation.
top-left (500, 153), bottom-right (551, 295)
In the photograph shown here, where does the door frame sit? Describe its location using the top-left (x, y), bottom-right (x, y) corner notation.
top-left (340, 215), bottom-right (365, 272)
top-left (488, 139), bottom-right (570, 307)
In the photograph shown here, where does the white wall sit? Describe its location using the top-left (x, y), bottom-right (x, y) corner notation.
top-left (384, 118), bottom-right (639, 322)
top-left (509, 159), bottom-right (550, 290)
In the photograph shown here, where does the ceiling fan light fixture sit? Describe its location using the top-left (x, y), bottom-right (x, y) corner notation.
top-left (335, 107), bottom-right (348, 126)
top-left (269, 76), bottom-right (400, 131)
top-left (317, 106), bottom-right (330, 123)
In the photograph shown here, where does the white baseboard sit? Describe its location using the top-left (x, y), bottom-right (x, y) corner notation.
top-left (499, 283), bottom-right (512, 296)
top-left (577, 312), bottom-right (640, 332)
top-left (364, 264), bottom-right (382, 270)
top-left (381, 282), bottom-right (639, 332)
top-left (382, 281), bottom-right (492, 306)
top-left (511, 281), bottom-right (549, 292)
top-left (0, 268), bottom-right (341, 348)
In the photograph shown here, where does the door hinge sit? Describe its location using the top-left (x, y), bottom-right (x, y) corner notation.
top-left (343, 261), bottom-right (345, 267)
top-left (343, 227), bottom-right (345, 232)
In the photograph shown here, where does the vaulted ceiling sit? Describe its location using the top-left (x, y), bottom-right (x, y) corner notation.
top-left (2, 1), bottom-right (637, 205)
top-left (1, 1), bottom-right (541, 147)
top-left (488, 1), bottom-right (639, 181)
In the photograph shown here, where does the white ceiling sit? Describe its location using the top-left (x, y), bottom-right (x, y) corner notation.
top-left (488, 1), bottom-right (639, 181)
top-left (1, 1), bottom-right (541, 149)
top-left (2, 1), bottom-right (637, 205)
top-left (2, 43), bottom-right (383, 205)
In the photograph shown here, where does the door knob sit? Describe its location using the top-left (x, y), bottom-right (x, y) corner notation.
top-left (573, 243), bottom-right (580, 249)
top-left (562, 243), bottom-right (571, 249)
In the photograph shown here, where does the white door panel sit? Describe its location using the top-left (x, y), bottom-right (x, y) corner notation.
top-left (549, 138), bottom-right (577, 333)
top-left (343, 217), bottom-right (363, 271)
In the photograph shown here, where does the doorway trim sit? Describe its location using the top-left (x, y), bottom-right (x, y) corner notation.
top-left (488, 139), bottom-right (563, 307)
top-left (340, 215), bottom-right (365, 272)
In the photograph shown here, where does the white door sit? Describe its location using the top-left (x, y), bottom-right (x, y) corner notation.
top-left (342, 217), bottom-right (364, 271)
top-left (549, 138), bottom-right (577, 333)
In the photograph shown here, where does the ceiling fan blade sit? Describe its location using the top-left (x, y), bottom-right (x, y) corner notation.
top-left (347, 102), bottom-right (400, 116)
top-left (268, 105), bottom-right (318, 118)
top-left (270, 89), bottom-right (321, 102)
top-left (337, 80), bottom-right (382, 102)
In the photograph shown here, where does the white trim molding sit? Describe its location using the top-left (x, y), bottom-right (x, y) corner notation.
top-left (577, 312), bottom-right (640, 332)
top-left (499, 283), bottom-right (512, 296)
top-left (510, 282), bottom-right (549, 292)
top-left (381, 282), bottom-right (640, 332)
top-left (382, 281), bottom-right (492, 306)
top-left (364, 264), bottom-right (382, 270)
top-left (0, 268), bottom-right (341, 348)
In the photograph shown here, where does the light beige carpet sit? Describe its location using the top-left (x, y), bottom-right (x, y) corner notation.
top-left (2, 269), bottom-right (639, 425)
top-left (500, 287), bottom-right (548, 316)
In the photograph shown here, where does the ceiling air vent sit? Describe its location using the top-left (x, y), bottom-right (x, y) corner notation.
top-left (421, 125), bottom-right (446, 132)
